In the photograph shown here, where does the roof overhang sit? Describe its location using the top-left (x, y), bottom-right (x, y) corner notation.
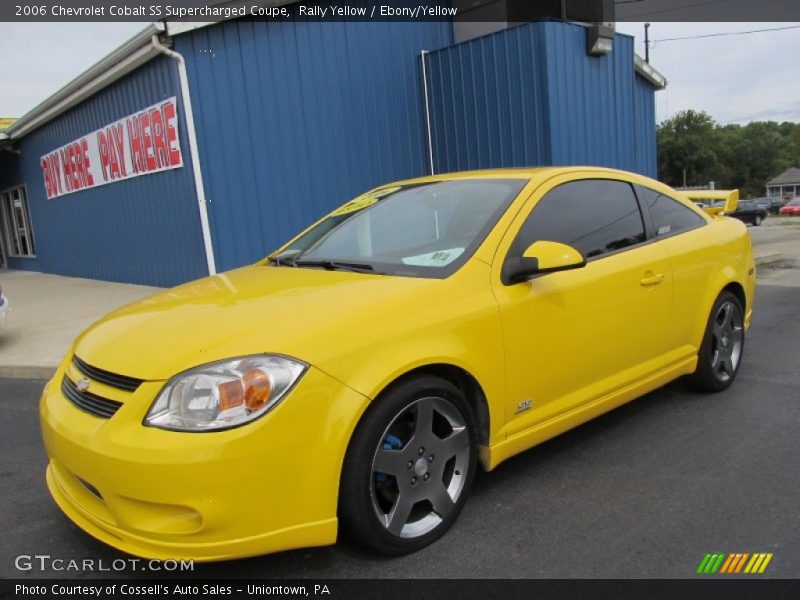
top-left (634, 54), bottom-right (667, 89)
top-left (4, 22), bottom-right (167, 140)
top-left (766, 168), bottom-right (800, 186)
top-left (1, 1), bottom-right (293, 141)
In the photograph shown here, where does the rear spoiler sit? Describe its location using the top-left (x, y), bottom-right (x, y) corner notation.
top-left (679, 189), bottom-right (739, 216)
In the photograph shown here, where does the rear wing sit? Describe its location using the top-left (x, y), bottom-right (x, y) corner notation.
top-left (679, 189), bottom-right (739, 216)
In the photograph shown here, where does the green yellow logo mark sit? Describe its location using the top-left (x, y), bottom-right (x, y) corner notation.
top-left (697, 552), bottom-right (773, 574)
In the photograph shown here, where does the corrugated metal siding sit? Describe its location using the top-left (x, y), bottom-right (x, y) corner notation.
top-left (633, 73), bottom-right (658, 177)
top-left (425, 21), bottom-right (552, 173)
top-left (425, 21), bottom-right (659, 178)
top-left (544, 23), bottom-right (635, 170)
top-left (2, 56), bottom-right (206, 287)
top-left (177, 20), bottom-right (453, 272)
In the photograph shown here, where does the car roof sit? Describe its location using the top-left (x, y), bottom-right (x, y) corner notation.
top-left (389, 166), bottom-right (660, 186)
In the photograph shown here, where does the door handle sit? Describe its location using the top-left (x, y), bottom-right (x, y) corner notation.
top-left (640, 272), bottom-right (665, 286)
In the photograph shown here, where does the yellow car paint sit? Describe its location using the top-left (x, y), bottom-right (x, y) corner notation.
top-left (40, 167), bottom-right (755, 560)
top-left (522, 240), bottom-right (585, 270)
top-left (41, 354), bottom-right (369, 560)
top-left (681, 189), bottom-right (740, 216)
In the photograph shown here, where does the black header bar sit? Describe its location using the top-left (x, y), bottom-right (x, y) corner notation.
top-left (2, 0), bottom-right (799, 22)
top-left (3, 579), bottom-right (800, 600)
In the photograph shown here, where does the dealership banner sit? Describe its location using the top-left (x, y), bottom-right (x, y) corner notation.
top-left (40, 97), bottom-right (183, 199)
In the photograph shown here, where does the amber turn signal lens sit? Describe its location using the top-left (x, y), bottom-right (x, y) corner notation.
top-left (218, 380), bottom-right (244, 411)
top-left (243, 368), bottom-right (271, 410)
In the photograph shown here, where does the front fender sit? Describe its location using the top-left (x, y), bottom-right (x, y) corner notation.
top-left (314, 264), bottom-right (507, 445)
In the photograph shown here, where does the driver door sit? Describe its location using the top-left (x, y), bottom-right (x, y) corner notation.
top-left (491, 174), bottom-right (672, 436)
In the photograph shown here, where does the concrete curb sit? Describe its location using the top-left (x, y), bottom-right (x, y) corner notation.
top-left (0, 365), bottom-right (55, 380)
top-left (755, 252), bottom-right (783, 266)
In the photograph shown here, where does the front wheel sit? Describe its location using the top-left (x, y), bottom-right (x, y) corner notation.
top-left (339, 375), bottom-right (477, 555)
top-left (754, 215), bottom-right (762, 226)
top-left (686, 291), bottom-right (744, 392)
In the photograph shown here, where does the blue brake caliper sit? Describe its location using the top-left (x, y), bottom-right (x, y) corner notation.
top-left (375, 434), bottom-right (403, 487)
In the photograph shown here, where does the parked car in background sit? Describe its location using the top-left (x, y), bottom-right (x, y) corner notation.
top-left (0, 285), bottom-right (9, 329)
top-left (729, 201), bottom-right (767, 226)
top-left (754, 197), bottom-right (784, 215)
top-left (779, 198), bottom-right (800, 216)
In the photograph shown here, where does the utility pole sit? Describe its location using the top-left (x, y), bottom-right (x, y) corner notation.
top-left (644, 23), bottom-right (651, 62)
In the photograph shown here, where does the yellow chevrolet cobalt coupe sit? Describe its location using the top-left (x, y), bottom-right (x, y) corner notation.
top-left (41, 167), bottom-right (755, 560)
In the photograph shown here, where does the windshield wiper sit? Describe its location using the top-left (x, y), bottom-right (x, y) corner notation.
top-left (294, 259), bottom-right (380, 274)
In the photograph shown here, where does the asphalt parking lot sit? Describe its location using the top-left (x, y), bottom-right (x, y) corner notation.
top-left (1, 277), bottom-right (798, 579)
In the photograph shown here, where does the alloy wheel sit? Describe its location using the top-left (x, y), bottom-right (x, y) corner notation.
top-left (710, 300), bottom-right (743, 383)
top-left (370, 396), bottom-right (471, 539)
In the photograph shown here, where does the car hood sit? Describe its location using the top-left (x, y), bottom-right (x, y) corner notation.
top-left (73, 264), bottom-right (438, 381)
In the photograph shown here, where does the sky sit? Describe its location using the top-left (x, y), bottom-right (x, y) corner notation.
top-left (616, 21), bottom-right (800, 124)
top-left (1, 21), bottom-right (799, 125)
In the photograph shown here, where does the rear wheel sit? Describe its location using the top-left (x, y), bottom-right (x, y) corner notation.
top-left (754, 214), bottom-right (762, 226)
top-left (686, 291), bottom-right (744, 392)
top-left (339, 375), bottom-right (477, 555)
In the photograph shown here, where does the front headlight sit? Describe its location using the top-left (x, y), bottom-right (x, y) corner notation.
top-left (144, 355), bottom-right (307, 432)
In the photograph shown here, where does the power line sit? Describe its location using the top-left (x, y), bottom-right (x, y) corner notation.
top-left (653, 24), bottom-right (800, 42)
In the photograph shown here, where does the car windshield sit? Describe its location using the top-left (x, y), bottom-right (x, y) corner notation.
top-left (271, 179), bottom-right (527, 278)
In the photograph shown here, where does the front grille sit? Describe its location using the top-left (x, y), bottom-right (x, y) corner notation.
top-left (61, 377), bottom-right (123, 419)
top-left (73, 355), bottom-right (143, 392)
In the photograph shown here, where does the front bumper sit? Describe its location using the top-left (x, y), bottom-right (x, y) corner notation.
top-left (40, 358), bottom-right (370, 561)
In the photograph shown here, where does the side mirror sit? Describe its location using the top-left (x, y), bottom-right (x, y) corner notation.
top-left (502, 241), bottom-right (586, 285)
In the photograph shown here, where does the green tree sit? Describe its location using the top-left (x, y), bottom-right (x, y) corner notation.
top-left (787, 123), bottom-right (800, 165)
top-left (718, 122), bottom-right (793, 197)
top-left (657, 111), bottom-right (799, 197)
top-left (657, 110), bottom-right (719, 188)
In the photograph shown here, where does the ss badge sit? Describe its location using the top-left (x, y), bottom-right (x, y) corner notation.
top-left (515, 398), bottom-right (533, 413)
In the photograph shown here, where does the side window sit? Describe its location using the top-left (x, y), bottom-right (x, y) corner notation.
top-left (639, 186), bottom-right (706, 238)
top-left (512, 179), bottom-right (646, 259)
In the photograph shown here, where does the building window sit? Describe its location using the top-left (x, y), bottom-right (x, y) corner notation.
top-left (1, 185), bottom-right (36, 258)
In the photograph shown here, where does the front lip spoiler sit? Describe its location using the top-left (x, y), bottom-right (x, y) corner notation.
top-left (46, 464), bottom-right (338, 562)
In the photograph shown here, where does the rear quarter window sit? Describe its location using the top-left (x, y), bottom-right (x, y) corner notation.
top-left (639, 187), bottom-right (706, 238)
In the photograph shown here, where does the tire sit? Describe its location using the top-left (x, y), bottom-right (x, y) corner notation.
top-left (754, 215), bottom-right (762, 226)
top-left (686, 291), bottom-right (745, 393)
top-left (339, 374), bottom-right (477, 555)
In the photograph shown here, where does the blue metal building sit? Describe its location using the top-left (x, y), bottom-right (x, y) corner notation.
top-left (425, 21), bottom-right (659, 176)
top-left (0, 18), bottom-right (665, 287)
